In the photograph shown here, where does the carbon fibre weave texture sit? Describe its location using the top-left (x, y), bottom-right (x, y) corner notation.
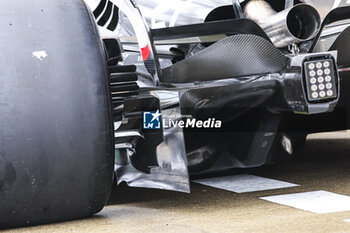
top-left (161, 34), bottom-right (287, 83)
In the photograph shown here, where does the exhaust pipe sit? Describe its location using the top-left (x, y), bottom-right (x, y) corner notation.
top-left (244, 0), bottom-right (321, 48)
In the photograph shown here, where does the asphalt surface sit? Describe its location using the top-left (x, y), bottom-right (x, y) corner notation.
top-left (5, 131), bottom-right (350, 233)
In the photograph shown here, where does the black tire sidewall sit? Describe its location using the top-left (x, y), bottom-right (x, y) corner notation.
top-left (0, 0), bottom-right (114, 228)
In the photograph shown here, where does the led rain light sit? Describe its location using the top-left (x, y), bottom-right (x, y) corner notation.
top-left (303, 58), bottom-right (338, 102)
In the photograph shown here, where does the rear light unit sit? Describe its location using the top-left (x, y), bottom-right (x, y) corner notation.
top-left (303, 58), bottom-right (338, 102)
top-left (284, 51), bottom-right (339, 115)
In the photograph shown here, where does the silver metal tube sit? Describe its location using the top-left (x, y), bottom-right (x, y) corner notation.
top-left (245, 0), bottom-right (321, 48)
top-left (232, 0), bottom-right (244, 19)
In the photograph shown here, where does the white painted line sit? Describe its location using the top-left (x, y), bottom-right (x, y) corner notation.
top-left (261, 190), bottom-right (350, 214)
top-left (32, 50), bottom-right (48, 60)
top-left (343, 219), bottom-right (350, 223)
top-left (193, 174), bottom-right (298, 193)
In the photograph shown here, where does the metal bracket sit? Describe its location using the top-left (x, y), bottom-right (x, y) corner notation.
top-left (109, 0), bottom-right (162, 83)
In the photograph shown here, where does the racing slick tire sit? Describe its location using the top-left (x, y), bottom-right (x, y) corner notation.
top-left (0, 0), bottom-right (114, 228)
